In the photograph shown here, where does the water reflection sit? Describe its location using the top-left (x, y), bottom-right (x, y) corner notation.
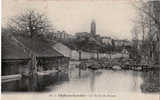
top-left (45, 68), bottom-right (160, 94)
top-left (140, 70), bottom-right (160, 93)
top-left (90, 70), bottom-right (95, 92)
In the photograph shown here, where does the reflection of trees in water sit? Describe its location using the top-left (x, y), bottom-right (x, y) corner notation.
top-left (130, 71), bottom-right (140, 92)
top-left (90, 70), bottom-right (95, 92)
top-left (140, 70), bottom-right (160, 93)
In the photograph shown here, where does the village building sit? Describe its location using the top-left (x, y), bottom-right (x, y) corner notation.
top-left (2, 34), bottom-right (70, 91)
top-left (114, 39), bottom-right (132, 47)
top-left (2, 35), bottom-right (31, 91)
top-left (101, 36), bottom-right (112, 45)
top-left (46, 40), bottom-right (80, 60)
top-left (2, 35), bottom-right (31, 76)
top-left (52, 31), bottom-right (74, 39)
top-left (14, 35), bottom-right (70, 72)
top-left (47, 41), bottom-right (72, 58)
top-left (75, 32), bottom-right (90, 37)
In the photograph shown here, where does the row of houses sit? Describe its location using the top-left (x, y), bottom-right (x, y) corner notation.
top-left (52, 42), bottom-right (129, 60)
top-left (101, 36), bottom-right (132, 47)
top-left (51, 31), bottom-right (75, 39)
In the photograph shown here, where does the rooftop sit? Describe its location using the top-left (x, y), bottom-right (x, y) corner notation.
top-left (2, 35), bottom-right (30, 60)
top-left (14, 35), bottom-right (64, 58)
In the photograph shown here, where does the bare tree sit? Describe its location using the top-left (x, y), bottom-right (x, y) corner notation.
top-left (8, 9), bottom-right (52, 37)
top-left (141, 1), bottom-right (160, 64)
top-left (131, 24), bottom-right (139, 49)
top-left (132, 1), bottom-right (160, 64)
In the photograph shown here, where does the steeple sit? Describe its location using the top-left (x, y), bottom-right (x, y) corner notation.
top-left (91, 20), bottom-right (96, 35)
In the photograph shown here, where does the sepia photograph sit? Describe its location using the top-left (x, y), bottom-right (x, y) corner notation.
top-left (1, 0), bottom-right (160, 100)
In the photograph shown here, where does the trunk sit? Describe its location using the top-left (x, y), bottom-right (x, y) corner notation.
top-left (157, 28), bottom-right (160, 64)
top-left (97, 51), bottom-right (99, 60)
top-left (79, 67), bottom-right (81, 78)
top-left (79, 51), bottom-right (81, 61)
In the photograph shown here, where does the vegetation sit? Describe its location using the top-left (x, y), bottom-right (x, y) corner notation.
top-left (3, 9), bottom-right (128, 56)
top-left (132, 1), bottom-right (160, 64)
top-left (7, 9), bottom-right (53, 37)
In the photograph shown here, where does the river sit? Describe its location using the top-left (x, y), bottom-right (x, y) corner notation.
top-left (45, 69), bottom-right (160, 94)
top-left (2, 63), bottom-right (160, 100)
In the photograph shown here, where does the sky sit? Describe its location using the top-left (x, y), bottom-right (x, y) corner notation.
top-left (2, 0), bottom-right (138, 40)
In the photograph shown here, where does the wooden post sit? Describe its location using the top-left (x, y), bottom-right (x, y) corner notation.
top-left (79, 50), bottom-right (81, 78)
top-left (79, 50), bottom-right (82, 61)
top-left (97, 51), bottom-right (99, 60)
top-left (29, 54), bottom-right (38, 91)
top-left (67, 58), bottom-right (70, 81)
top-left (109, 51), bottom-right (112, 67)
top-left (57, 57), bottom-right (60, 81)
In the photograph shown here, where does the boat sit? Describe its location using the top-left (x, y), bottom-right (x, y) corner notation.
top-left (112, 65), bottom-right (121, 70)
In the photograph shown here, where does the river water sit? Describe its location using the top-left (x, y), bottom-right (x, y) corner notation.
top-left (46, 70), bottom-right (142, 93)
top-left (2, 62), bottom-right (160, 100)
top-left (45, 68), bottom-right (160, 94)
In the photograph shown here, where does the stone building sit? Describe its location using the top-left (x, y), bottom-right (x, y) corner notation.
top-left (101, 36), bottom-right (112, 45)
top-left (91, 20), bottom-right (96, 35)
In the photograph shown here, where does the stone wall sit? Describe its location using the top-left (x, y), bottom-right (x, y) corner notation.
top-left (70, 50), bottom-right (129, 60)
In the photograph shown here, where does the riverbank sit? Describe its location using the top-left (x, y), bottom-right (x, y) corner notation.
top-left (2, 58), bottom-right (159, 92)
top-left (76, 58), bottom-right (160, 72)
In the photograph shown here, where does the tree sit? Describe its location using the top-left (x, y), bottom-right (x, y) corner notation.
top-left (133, 1), bottom-right (160, 64)
top-left (8, 9), bottom-right (52, 37)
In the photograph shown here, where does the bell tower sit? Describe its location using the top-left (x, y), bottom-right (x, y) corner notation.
top-left (91, 20), bottom-right (96, 35)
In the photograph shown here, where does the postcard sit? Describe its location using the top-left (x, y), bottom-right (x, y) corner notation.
top-left (1, 0), bottom-right (160, 100)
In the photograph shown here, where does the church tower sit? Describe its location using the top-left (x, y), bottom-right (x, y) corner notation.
top-left (91, 20), bottom-right (96, 35)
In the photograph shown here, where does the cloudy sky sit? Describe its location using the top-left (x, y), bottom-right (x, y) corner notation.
top-left (2, 0), bottom-right (137, 40)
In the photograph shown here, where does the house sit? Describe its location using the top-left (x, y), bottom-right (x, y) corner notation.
top-left (101, 36), bottom-right (112, 45)
top-left (2, 34), bottom-right (70, 91)
top-left (2, 35), bottom-right (31, 91)
top-left (114, 39), bottom-right (132, 47)
top-left (14, 35), bottom-right (70, 72)
top-left (47, 40), bottom-right (79, 60)
top-left (52, 31), bottom-right (74, 39)
top-left (47, 40), bottom-right (72, 58)
top-left (2, 35), bottom-right (31, 76)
